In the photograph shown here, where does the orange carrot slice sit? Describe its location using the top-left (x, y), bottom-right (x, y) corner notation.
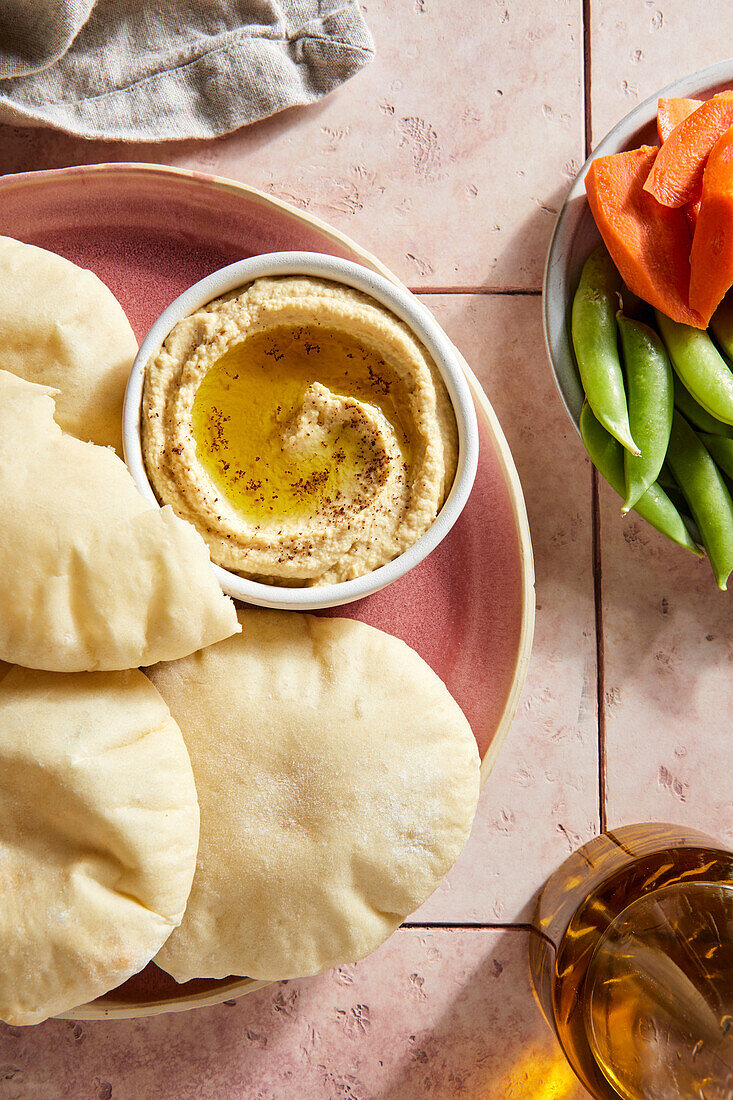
top-left (657, 97), bottom-right (703, 143)
top-left (644, 93), bottom-right (733, 207)
top-left (586, 146), bottom-right (703, 328)
top-left (689, 124), bottom-right (733, 324)
top-left (685, 197), bottom-right (702, 234)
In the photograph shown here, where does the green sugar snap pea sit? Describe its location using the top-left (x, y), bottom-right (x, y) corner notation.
top-left (572, 248), bottom-right (639, 454)
top-left (579, 403), bottom-right (701, 556)
top-left (673, 374), bottom-right (733, 437)
top-left (698, 433), bottom-right (733, 481)
top-left (618, 314), bottom-right (673, 513)
top-left (666, 412), bottom-right (733, 590)
top-left (618, 282), bottom-right (646, 321)
top-left (656, 462), bottom-right (679, 493)
top-left (656, 310), bottom-right (733, 426)
top-left (711, 293), bottom-right (733, 362)
top-left (655, 463), bottom-right (703, 546)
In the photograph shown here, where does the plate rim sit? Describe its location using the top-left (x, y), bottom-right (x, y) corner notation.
top-left (1, 159), bottom-right (400, 277)
top-left (0, 160), bottom-right (535, 1020)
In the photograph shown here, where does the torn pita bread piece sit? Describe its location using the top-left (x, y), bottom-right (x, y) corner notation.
top-left (0, 665), bottom-right (199, 1026)
top-left (0, 236), bottom-right (138, 453)
top-left (0, 371), bottom-right (239, 671)
top-left (151, 608), bottom-right (481, 983)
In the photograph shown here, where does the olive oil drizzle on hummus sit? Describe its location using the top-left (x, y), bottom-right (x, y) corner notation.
top-left (191, 325), bottom-right (414, 525)
top-left (142, 276), bottom-right (458, 585)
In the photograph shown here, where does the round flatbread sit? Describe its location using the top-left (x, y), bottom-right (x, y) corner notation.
top-left (0, 235), bottom-right (137, 453)
top-left (0, 371), bottom-right (239, 672)
top-left (150, 608), bottom-right (480, 983)
top-left (0, 665), bottom-right (200, 1026)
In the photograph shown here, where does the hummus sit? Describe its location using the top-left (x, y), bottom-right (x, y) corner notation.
top-left (142, 276), bottom-right (458, 586)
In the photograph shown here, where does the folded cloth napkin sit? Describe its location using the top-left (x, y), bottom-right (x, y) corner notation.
top-left (0, 0), bottom-right (374, 141)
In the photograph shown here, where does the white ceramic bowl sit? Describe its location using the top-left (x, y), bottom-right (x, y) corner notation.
top-left (544, 59), bottom-right (733, 431)
top-left (123, 251), bottom-right (479, 610)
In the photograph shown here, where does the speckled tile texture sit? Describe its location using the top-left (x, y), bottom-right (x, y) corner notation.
top-left (3, 0), bottom-right (733, 1095)
top-left (0, 930), bottom-right (591, 1099)
top-left (590, 1), bottom-right (733, 143)
top-left (412, 296), bottom-right (598, 923)
top-left (598, 476), bottom-right (733, 844)
top-left (0, 2), bottom-right (584, 291)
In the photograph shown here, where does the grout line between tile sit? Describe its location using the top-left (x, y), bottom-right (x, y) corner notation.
top-left (401, 922), bottom-right (557, 951)
top-left (592, 468), bottom-right (607, 832)
top-left (583, 0), bottom-right (592, 153)
top-left (583, 0), bottom-right (606, 834)
top-left (402, 921), bottom-right (538, 932)
top-left (411, 286), bottom-right (542, 296)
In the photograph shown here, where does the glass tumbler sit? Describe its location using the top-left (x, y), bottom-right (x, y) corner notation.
top-left (529, 823), bottom-right (733, 1100)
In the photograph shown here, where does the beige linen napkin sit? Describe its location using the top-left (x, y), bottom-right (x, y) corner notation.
top-left (0, 0), bottom-right (374, 141)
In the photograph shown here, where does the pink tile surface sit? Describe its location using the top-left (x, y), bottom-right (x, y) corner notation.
top-left (10, 0), bottom-right (732, 1088)
top-left (0, 2), bottom-right (584, 290)
top-left (598, 476), bottom-right (733, 844)
top-left (412, 295), bottom-right (598, 922)
top-left (0, 929), bottom-right (591, 1099)
top-left (590, 1), bottom-right (733, 143)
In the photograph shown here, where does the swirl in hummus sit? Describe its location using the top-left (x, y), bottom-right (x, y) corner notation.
top-left (142, 276), bottom-right (458, 587)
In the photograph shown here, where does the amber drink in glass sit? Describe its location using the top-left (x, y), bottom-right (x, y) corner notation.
top-left (530, 823), bottom-right (733, 1100)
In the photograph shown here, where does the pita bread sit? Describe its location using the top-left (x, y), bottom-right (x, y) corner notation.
top-left (151, 608), bottom-right (480, 983)
top-left (0, 236), bottom-right (137, 453)
top-left (0, 665), bottom-right (199, 1026)
top-left (0, 370), bottom-right (239, 671)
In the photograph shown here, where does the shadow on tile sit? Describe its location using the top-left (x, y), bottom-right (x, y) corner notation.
top-left (0, 930), bottom-right (590, 1100)
top-left (0, 102), bottom-right (325, 179)
top-left (487, 182), bottom-right (570, 291)
top-left (375, 929), bottom-right (583, 1100)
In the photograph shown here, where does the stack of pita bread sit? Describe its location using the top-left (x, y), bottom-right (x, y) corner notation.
top-left (0, 237), bottom-right (480, 1025)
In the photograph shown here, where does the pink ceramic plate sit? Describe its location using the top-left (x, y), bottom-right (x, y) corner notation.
top-left (0, 164), bottom-right (534, 1019)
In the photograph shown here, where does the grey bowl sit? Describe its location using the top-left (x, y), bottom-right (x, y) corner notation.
top-left (543, 58), bottom-right (733, 432)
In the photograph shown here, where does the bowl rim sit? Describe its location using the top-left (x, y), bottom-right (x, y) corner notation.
top-left (543, 57), bottom-right (733, 434)
top-left (123, 250), bottom-right (479, 610)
